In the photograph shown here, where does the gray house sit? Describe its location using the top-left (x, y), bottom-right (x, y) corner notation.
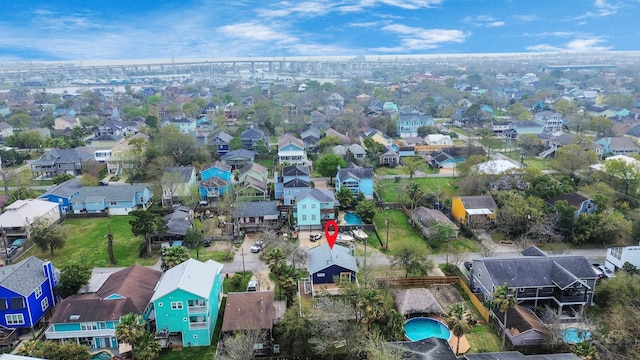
top-left (30, 148), bottom-right (95, 179)
top-left (470, 247), bottom-right (597, 320)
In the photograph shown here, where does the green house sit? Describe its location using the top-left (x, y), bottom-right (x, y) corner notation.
top-left (149, 259), bottom-right (224, 347)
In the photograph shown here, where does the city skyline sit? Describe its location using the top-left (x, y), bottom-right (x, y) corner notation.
top-left (0, 0), bottom-right (637, 62)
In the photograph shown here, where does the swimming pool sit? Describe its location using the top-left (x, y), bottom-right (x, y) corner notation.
top-left (343, 212), bottom-right (363, 225)
top-left (91, 351), bottom-right (113, 360)
top-left (563, 327), bottom-right (591, 344)
top-left (404, 317), bottom-right (451, 342)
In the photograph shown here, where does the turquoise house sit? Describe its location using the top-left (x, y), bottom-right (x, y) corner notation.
top-left (335, 164), bottom-right (374, 199)
top-left (199, 161), bottom-right (232, 204)
top-left (150, 259), bottom-right (224, 347)
top-left (295, 189), bottom-right (337, 229)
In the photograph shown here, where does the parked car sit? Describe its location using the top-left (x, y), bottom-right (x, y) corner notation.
top-left (3, 246), bottom-right (17, 258)
top-left (250, 241), bottom-right (264, 253)
top-left (464, 261), bottom-right (472, 271)
top-left (11, 239), bottom-right (25, 248)
top-left (247, 281), bottom-right (258, 292)
top-left (591, 265), bottom-right (604, 280)
top-left (203, 237), bottom-right (212, 247)
top-left (598, 265), bottom-right (615, 278)
top-left (310, 233), bottom-right (322, 242)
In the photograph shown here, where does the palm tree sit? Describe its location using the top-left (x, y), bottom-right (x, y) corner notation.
top-left (116, 313), bottom-right (145, 359)
top-left (492, 284), bottom-right (517, 351)
top-left (444, 302), bottom-right (474, 355)
top-left (135, 332), bottom-right (162, 360)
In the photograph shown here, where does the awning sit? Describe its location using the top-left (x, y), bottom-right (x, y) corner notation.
top-left (118, 342), bottom-right (132, 354)
top-left (466, 209), bottom-right (493, 215)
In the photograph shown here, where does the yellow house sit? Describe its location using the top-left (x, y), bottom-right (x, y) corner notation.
top-left (451, 196), bottom-right (498, 224)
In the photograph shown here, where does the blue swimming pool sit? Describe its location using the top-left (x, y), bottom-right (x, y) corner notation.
top-left (563, 327), bottom-right (591, 344)
top-left (91, 351), bottom-right (113, 360)
top-left (344, 212), bottom-right (363, 225)
top-left (404, 317), bottom-right (451, 342)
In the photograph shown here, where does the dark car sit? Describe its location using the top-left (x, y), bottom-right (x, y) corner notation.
top-left (464, 261), bottom-right (472, 271)
top-left (203, 237), bottom-right (212, 247)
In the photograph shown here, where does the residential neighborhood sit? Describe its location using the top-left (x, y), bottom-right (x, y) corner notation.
top-left (0, 54), bottom-right (639, 360)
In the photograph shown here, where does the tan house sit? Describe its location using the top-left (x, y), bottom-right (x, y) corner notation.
top-left (53, 115), bottom-right (81, 131)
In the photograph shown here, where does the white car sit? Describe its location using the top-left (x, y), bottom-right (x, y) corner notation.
top-left (250, 241), bottom-right (264, 253)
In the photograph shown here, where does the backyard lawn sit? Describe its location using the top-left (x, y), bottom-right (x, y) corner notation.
top-left (23, 216), bottom-right (159, 268)
top-left (378, 177), bottom-right (458, 203)
top-left (373, 209), bottom-right (431, 255)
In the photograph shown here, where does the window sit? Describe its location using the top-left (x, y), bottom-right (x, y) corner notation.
top-left (41, 298), bottom-right (49, 311)
top-left (316, 273), bottom-right (325, 278)
top-left (311, 204), bottom-right (316, 209)
top-left (302, 215), bottom-right (307, 221)
top-left (171, 302), bottom-right (183, 310)
top-left (193, 334), bottom-right (199, 338)
top-left (81, 322), bottom-right (98, 331)
top-left (35, 286), bottom-right (42, 299)
top-left (0, 299), bottom-right (7, 311)
top-left (110, 201), bottom-right (117, 206)
top-left (5, 314), bottom-right (24, 325)
top-left (188, 299), bottom-right (205, 307)
top-left (311, 215), bottom-right (316, 221)
top-left (339, 272), bottom-right (351, 283)
top-left (302, 204), bottom-right (307, 209)
top-left (10, 298), bottom-right (24, 310)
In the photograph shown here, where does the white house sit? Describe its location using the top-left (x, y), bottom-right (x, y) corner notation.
top-left (424, 134), bottom-right (454, 146)
top-left (0, 199), bottom-right (60, 238)
top-left (605, 246), bottom-right (640, 272)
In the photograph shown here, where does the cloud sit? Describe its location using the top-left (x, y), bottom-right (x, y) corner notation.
top-left (522, 31), bottom-right (582, 38)
top-left (526, 37), bottom-right (612, 52)
top-left (218, 22), bottom-right (297, 43)
top-left (375, 24), bottom-right (467, 52)
top-left (571, 0), bottom-right (618, 20)
top-left (463, 15), bottom-right (505, 27)
top-left (255, 1), bottom-right (334, 18)
top-left (511, 14), bottom-right (539, 22)
top-left (338, 0), bottom-right (441, 12)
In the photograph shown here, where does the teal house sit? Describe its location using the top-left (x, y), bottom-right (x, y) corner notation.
top-left (295, 189), bottom-right (337, 230)
top-left (149, 259), bottom-right (224, 347)
top-left (45, 265), bottom-right (162, 350)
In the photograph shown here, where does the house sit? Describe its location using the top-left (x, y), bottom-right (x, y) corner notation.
top-left (0, 257), bottom-right (58, 334)
top-left (300, 126), bottom-right (320, 150)
top-left (539, 133), bottom-right (575, 159)
top-left (106, 133), bottom-right (149, 176)
top-left (162, 166), bottom-right (198, 207)
top-left (277, 134), bottom-right (308, 166)
top-left (397, 113), bottom-right (434, 138)
top-left (474, 160), bottom-right (521, 175)
top-left (403, 136), bottom-right (424, 146)
top-left (493, 305), bottom-right (548, 347)
top-left (0, 123), bottom-right (14, 139)
top-left (161, 116), bottom-right (196, 134)
top-left (346, 144), bottom-right (366, 160)
top-left (70, 185), bottom-right (153, 215)
top-left (45, 265), bottom-right (162, 350)
top-left (534, 111), bottom-right (563, 133)
top-left (160, 208), bottom-right (192, 241)
top-left (332, 145), bottom-right (347, 157)
top-left (548, 192), bottom-right (596, 217)
top-left (470, 249), bottom-right (597, 320)
top-left (208, 131), bottom-right (234, 157)
top-left (590, 154), bottom-right (640, 173)
top-left (511, 121), bottom-right (544, 137)
top-left (240, 128), bottom-right (265, 150)
top-left (295, 189), bottom-right (337, 229)
top-left (238, 163), bottom-right (269, 184)
top-left (361, 128), bottom-right (392, 147)
top-left (324, 128), bottom-right (350, 144)
top-left (274, 165), bottom-right (310, 206)
top-left (605, 245), bottom-right (640, 272)
top-left (53, 115), bottom-right (81, 131)
top-left (150, 259), bottom-right (224, 347)
top-left (335, 164), bottom-right (374, 199)
top-left (221, 149), bottom-right (255, 169)
top-left (412, 207), bottom-right (459, 238)
top-left (235, 201), bottom-right (279, 233)
top-left (306, 244), bottom-right (357, 295)
top-left (221, 291), bottom-right (278, 353)
top-left (383, 338), bottom-right (458, 360)
top-left (199, 162), bottom-right (232, 205)
top-left (424, 134), bottom-right (453, 147)
top-left (38, 178), bottom-right (82, 214)
top-left (378, 146), bottom-right (399, 167)
top-left (428, 152), bottom-right (462, 170)
top-left (30, 148), bottom-right (95, 179)
top-left (594, 137), bottom-right (639, 158)
top-left (451, 196), bottom-right (497, 225)
top-left (0, 199), bottom-right (60, 239)
top-left (236, 175), bottom-right (268, 201)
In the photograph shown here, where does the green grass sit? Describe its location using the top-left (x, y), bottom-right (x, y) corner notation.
top-left (373, 209), bottom-right (430, 255)
top-left (378, 177), bottom-right (458, 203)
top-left (157, 342), bottom-right (216, 360)
top-left (23, 216), bottom-right (159, 268)
top-left (375, 166), bottom-right (408, 176)
top-left (465, 324), bottom-right (502, 353)
top-left (223, 272), bottom-right (252, 293)
top-left (188, 248), bottom-right (230, 263)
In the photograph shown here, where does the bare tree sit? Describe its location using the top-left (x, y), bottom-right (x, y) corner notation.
top-left (218, 330), bottom-right (266, 360)
top-left (479, 243), bottom-right (495, 258)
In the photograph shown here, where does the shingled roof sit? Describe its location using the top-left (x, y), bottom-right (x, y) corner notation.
top-left (0, 257), bottom-right (53, 297)
top-left (549, 192), bottom-right (589, 209)
top-left (222, 291), bottom-right (274, 332)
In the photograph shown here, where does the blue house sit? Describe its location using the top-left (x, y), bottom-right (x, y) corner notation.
top-left (549, 192), bottom-right (596, 217)
top-left (208, 131), bottom-right (234, 157)
top-left (162, 117), bottom-right (197, 134)
top-left (397, 113), bottom-right (434, 138)
top-left (336, 164), bottom-right (374, 199)
top-left (38, 178), bottom-right (82, 214)
top-left (0, 257), bottom-right (58, 333)
top-left (295, 189), bottom-right (337, 229)
top-left (275, 165), bottom-right (310, 205)
top-left (45, 265), bottom-right (162, 350)
top-left (199, 162), bottom-right (232, 204)
top-left (70, 185), bottom-right (153, 215)
top-left (240, 128), bottom-right (265, 150)
top-left (307, 244), bottom-right (357, 296)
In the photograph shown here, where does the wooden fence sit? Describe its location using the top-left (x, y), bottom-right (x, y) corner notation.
top-left (456, 277), bottom-right (490, 322)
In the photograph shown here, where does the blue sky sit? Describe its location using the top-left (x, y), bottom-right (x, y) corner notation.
top-left (0, 0), bottom-right (637, 61)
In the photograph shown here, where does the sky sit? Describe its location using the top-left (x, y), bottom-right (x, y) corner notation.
top-left (0, 0), bottom-right (638, 62)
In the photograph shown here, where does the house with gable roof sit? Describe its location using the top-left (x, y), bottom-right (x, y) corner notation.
top-left (306, 244), bottom-right (358, 296)
top-left (335, 164), bottom-right (374, 199)
top-left (162, 166), bottom-right (197, 207)
top-left (30, 148), bottom-right (95, 179)
top-left (324, 128), bottom-right (350, 144)
top-left (208, 131), bottom-right (234, 157)
top-left (594, 136), bottom-right (640, 158)
top-left (45, 265), bottom-right (162, 350)
top-left (277, 134), bottom-right (308, 166)
top-left (199, 162), bottom-right (232, 204)
top-left (451, 196), bottom-right (497, 225)
top-left (71, 184), bottom-right (153, 215)
top-left (234, 201), bottom-right (279, 233)
top-left (379, 146), bottom-right (400, 166)
top-left (534, 111), bottom-right (563, 133)
top-left (295, 189), bottom-right (337, 229)
top-left (397, 112), bottom-right (434, 138)
top-left (221, 291), bottom-right (278, 353)
top-left (0, 199), bottom-right (60, 240)
top-left (236, 163), bottom-right (269, 201)
top-left (240, 128), bottom-right (265, 151)
top-left (300, 126), bottom-right (320, 150)
top-left (220, 149), bottom-right (255, 169)
top-left (39, 178), bottom-right (82, 214)
top-left (274, 165), bottom-right (310, 206)
top-left (161, 116), bottom-right (196, 134)
top-left (0, 257), bottom-right (58, 334)
top-left (346, 144), bottom-right (366, 160)
top-left (150, 258), bottom-right (224, 347)
top-left (549, 192), bottom-right (596, 217)
top-left (53, 115), bottom-right (81, 131)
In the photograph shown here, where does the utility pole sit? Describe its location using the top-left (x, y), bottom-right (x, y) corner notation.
top-left (1, 227), bottom-right (8, 265)
top-left (241, 247), bottom-right (245, 274)
top-left (385, 216), bottom-right (390, 251)
top-left (107, 225), bottom-right (115, 265)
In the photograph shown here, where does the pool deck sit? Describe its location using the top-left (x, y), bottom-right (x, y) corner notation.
top-left (430, 314), bottom-right (471, 354)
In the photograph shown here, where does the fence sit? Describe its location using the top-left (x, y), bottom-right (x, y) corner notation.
top-left (63, 212), bottom-right (109, 220)
top-left (457, 277), bottom-right (490, 322)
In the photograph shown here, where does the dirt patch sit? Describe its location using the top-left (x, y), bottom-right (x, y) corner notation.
top-left (431, 284), bottom-right (467, 312)
top-left (251, 270), bottom-right (276, 292)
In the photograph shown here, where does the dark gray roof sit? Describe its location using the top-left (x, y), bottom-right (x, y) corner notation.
top-left (338, 165), bottom-right (374, 181)
top-left (383, 338), bottom-right (457, 360)
top-left (201, 177), bottom-right (228, 188)
top-left (413, 207), bottom-right (457, 229)
top-left (209, 161), bottom-right (232, 172)
top-left (40, 178), bottom-right (82, 198)
top-left (0, 256), bottom-right (53, 297)
top-left (459, 196), bottom-right (497, 210)
top-left (164, 210), bottom-right (191, 236)
top-left (71, 184), bottom-right (150, 204)
top-left (31, 148), bottom-right (95, 166)
top-left (549, 192), bottom-right (588, 209)
top-left (221, 149), bottom-right (255, 160)
top-left (88, 134), bottom-right (123, 142)
top-left (296, 189), bottom-right (335, 203)
top-left (520, 246), bottom-right (547, 257)
top-left (282, 165), bottom-right (309, 177)
top-left (209, 131), bottom-right (233, 144)
top-left (162, 166), bottom-right (195, 182)
top-left (308, 244), bottom-right (357, 274)
top-left (283, 178), bottom-right (310, 188)
top-left (241, 128), bottom-right (264, 140)
top-left (465, 353), bottom-right (580, 360)
top-left (479, 256), bottom-right (595, 289)
top-left (626, 124), bottom-right (640, 137)
top-left (236, 201), bottom-right (278, 218)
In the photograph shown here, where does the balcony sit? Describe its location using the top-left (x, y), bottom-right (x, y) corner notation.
top-left (44, 325), bottom-right (114, 340)
top-left (189, 322), bottom-right (208, 330)
top-left (188, 305), bottom-right (207, 314)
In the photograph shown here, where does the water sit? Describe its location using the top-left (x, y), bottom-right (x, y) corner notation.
top-left (563, 328), bottom-right (591, 344)
top-left (91, 351), bottom-right (113, 360)
top-left (343, 212), bottom-right (363, 225)
top-left (404, 317), bottom-right (451, 342)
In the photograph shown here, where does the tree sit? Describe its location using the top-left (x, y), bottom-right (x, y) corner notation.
top-left (160, 246), bottom-right (190, 271)
top-left (444, 303), bottom-right (474, 355)
top-left (18, 340), bottom-right (91, 360)
top-left (53, 173), bottom-right (75, 185)
top-left (405, 182), bottom-right (424, 209)
top-left (115, 313), bottom-right (145, 360)
top-left (129, 210), bottom-right (167, 256)
top-left (355, 199), bottom-right (376, 223)
top-left (275, 303), bottom-right (313, 355)
top-left (315, 154), bottom-right (346, 183)
top-left (58, 263), bottom-right (92, 298)
top-left (30, 218), bottom-right (66, 256)
top-left (134, 332), bottom-right (162, 360)
top-left (602, 157), bottom-right (640, 195)
top-left (219, 330), bottom-right (266, 360)
top-left (550, 144), bottom-right (599, 175)
top-left (335, 186), bottom-right (353, 209)
top-left (391, 243), bottom-right (434, 276)
top-left (146, 126), bottom-right (210, 166)
top-left (492, 284), bottom-right (517, 351)
top-left (428, 222), bottom-right (456, 250)
top-left (404, 156), bottom-right (425, 179)
top-left (317, 135), bottom-right (343, 152)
